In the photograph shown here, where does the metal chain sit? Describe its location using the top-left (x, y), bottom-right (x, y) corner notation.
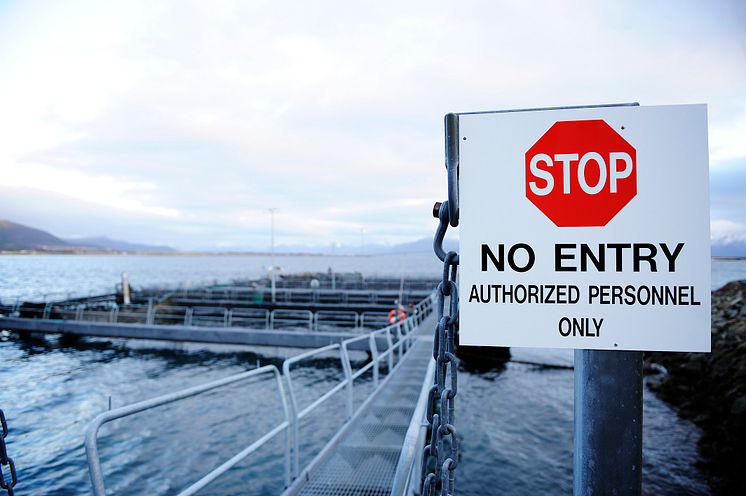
top-left (0, 409), bottom-right (17, 496)
top-left (422, 200), bottom-right (460, 496)
top-left (421, 113), bottom-right (461, 496)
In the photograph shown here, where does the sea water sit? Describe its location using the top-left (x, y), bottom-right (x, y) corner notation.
top-left (1, 254), bottom-right (742, 495)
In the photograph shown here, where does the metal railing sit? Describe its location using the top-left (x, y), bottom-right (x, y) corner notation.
top-left (149, 287), bottom-right (432, 306)
top-left (270, 309), bottom-right (314, 330)
top-left (14, 302), bottom-right (404, 331)
top-left (228, 308), bottom-right (271, 328)
top-left (390, 353), bottom-right (437, 495)
top-left (82, 293), bottom-right (434, 495)
top-left (85, 365), bottom-right (290, 496)
top-left (2, 279), bottom-right (439, 308)
top-left (283, 295), bottom-right (433, 481)
top-left (314, 310), bottom-right (358, 330)
top-left (191, 306), bottom-right (230, 327)
top-left (361, 311), bottom-right (392, 328)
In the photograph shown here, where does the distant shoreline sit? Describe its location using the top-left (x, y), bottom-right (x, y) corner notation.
top-left (0, 249), bottom-right (393, 257)
top-left (0, 250), bottom-right (743, 260)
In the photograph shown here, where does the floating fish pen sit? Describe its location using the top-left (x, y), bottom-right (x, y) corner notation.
top-left (0, 272), bottom-right (439, 348)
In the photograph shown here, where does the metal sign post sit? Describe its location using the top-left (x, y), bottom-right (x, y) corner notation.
top-left (574, 349), bottom-right (643, 495)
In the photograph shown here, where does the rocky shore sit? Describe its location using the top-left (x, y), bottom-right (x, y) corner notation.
top-left (646, 280), bottom-right (746, 494)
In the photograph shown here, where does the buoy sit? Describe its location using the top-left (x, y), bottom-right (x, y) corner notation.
top-left (387, 308), bottom-right (406, 324)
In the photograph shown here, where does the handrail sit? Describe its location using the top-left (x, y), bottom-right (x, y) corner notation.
top-left (271, 309), bottom-right (314, 330)
top-left (85, 365), bottom-right (290, 496)
top-left (313, 310), bottom-right (359, 331)
top-left (281, 293), bottom-right (436, 484)
top-left (340, 325), bottom-right (398, 419)
top-left (24, 302), bottom-right (430, 333)
top-left (283, 343), bottom-right (345, 478)
top-left (80, 291), bottom-right (435, 495)
top-left (283, 324), bottom-right (412, 480)
top-left (389, 354), bottom-right (437, 495)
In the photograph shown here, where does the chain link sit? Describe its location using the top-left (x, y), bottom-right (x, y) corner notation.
top-left (0, 409), bottom-right (17, 496)
top-left (422, 200), bottom-right (460, 496)
top-left (421, 113), bottom-right (461, 496)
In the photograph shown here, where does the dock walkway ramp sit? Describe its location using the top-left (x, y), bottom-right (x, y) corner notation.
top-left (284, 313), bottom-right (436, 496)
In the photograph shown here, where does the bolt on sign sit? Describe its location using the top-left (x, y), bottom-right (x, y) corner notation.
top-left (459, 104), bottom-right (710, 352)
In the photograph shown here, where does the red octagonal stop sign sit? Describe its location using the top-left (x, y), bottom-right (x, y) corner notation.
top-left (525, 119), bottom-right (637, 227)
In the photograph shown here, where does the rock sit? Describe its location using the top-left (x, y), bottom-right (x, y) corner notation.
top-left (646, 280), bottom-right (746, 494)
top-left (731, 395), bottom-right (746, 416)
top-left (456, 345), bottom-right (510, 372)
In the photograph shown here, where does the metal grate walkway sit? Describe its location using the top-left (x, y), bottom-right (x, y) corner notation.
top-left (283, 314), bottom-right (436, 496)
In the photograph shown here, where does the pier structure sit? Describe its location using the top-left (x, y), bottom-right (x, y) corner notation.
top-left (0, 273), bottom-right (438, 349)
top-left (0, 273), bottom-right (443, 495)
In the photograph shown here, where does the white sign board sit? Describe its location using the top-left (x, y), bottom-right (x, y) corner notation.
top-left (459, 104), bottom-right (710, 352)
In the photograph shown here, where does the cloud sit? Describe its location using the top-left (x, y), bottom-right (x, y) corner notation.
top-left (711, 219), bottom-right (746, 244)
top-left (711, 219), bottom-right (746, 257)
top-left (1, 163), bottom-right (180, 218)
top-left (0, 0), bottom-right (744, 249)
top-left (710, 158), bottom-right (746, 252)
top-left (709, 107), bottom-right (746, 164)
top-left (710, 158), bottom-right (746, 226)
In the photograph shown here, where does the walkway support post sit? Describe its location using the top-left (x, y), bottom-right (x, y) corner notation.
top-left (121, 272), bottom-right (131, 305)
top-left (574, 350), bottom-right (643, 496)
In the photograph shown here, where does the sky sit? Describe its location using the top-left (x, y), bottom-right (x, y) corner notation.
top-left (0, 0), bottom-right (744, 251)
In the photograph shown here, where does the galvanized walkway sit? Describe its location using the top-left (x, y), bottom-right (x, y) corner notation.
top-left (284, 313), bottom-right (436, 496)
